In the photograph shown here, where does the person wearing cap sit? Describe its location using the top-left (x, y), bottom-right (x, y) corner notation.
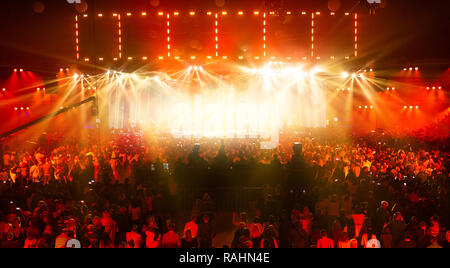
top-left (374, 201), bottom-right (390, 237)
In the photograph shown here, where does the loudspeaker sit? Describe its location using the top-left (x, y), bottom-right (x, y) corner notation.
top-left (293, 142), bottom-right (302, 155)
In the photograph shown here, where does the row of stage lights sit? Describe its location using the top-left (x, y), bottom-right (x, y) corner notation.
top-left (92, 11), bottom-right (349, 17)
top-left (357, 105), bottom-right (420, 110)
top-left (403, 67), bottom-right (419, 71)
top-left (84, 55), bottom-right (355, 62)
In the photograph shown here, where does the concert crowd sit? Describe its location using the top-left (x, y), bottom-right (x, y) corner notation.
top-left (0, 127), bottom-right (449, 248)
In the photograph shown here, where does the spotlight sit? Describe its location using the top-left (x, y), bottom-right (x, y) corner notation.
top-left (358, 106), bottom-right (362, 109)
top-left (409, 106), bottom-right (413, 109)
top-left (404, 106), bottom-right (407, 109)
top-left (19, 69), bottom-right (23, 72)
top-left (341, 72), bottom-right (349, 79)
top-left (403, 68), bottom-right (407, 71)
top-left (14, 107), bottom-right (18, 111)
top-left (60, 68), bottom-right (63, 72)
top-left (415, 106), bottom-right (419, 109)
top-left (26, 107), bottom-right (29, 110)
top-left (359, 73), bottom-right (364, 78)
top-left (409, 67), bottom-right (413, 71)
top-left (20, 107), bottom-right (24, 110)
top-left (14, 69), bottom-right (17, 72)
top-left (2, 88), bottom-right (5, 92)
top-left (37, 88), bottom-right (40, 91)
top-left (369, 69), bottom-right (373, 72)
top-left (364, 106), bottom-right (368, 109)
top-left (438, 86), bottom-right (442, 90)
top-left (352, 73), bottom-right (357, 78)
top-left (370, 106), bottom-right (374, 109)
top-left (415, 67), bottom-right (419, 71)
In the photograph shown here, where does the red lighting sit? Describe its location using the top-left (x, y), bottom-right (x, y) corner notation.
top-left (19, 69), bottom-right (23, 72)
top-left (2, 88), bottom-right (5, 92)
top-left (14, 107), bottom-right (18, 111)
top-left (415, 67), bottom-right (419, 71)
top-left (14, 69), bottom-right (17, 72)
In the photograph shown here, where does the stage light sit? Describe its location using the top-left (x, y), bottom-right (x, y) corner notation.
top-left (14, 69), bottom-right (17, 72)
top-left (174, 12), bottom-right (179, 16)
top-left (341, 72), bottom-right (349, 79)
top-left (113, 71), bottom-right (117, 74)
top-left (345, 12), bottom-right (350, 16)
top-left (364, 106), bottom-right (368, 109)
top-left (142, 12), bottom-right (147, 16)
top-left (207, 56), bottom-right (212, 59)
top-left (83, 14), bottom-right (88, 18)
top-left (316, 12), bottom-right (321, 15)
top-left (359, 106), bottom-right (362, 109)
top-left (415, 106), bottom-right (419, 109)
top-left (369, 68), bottom-right (373, 72)
top-left (359, 73), bottom-right (364, 78)
top-left (84, 58), bottom-right (89, 62)
top-left (334, 117), bottom-right (338, 122)
top-left (238, 56), bottom-right (244, 60)
top-left (126, 13), bottom-right (132, 16)
top-left (190, 11), bottom-right (195, 16)
top-left (392, 87), bottom-right (395, 91)
top-left (113, 58), bottom-right (118, 61)
top-left (193, 66), bottom-right (198, 71)
top-left (432, 87), bottom-right (436, 90)
top-left (66, 68), bottom-right (69, 71)
top-left (60, 106), bottom-right (64, 110)
top-left (2, 88), bottom-right (5, 92)
top-left (26, 107), bottom-right (29, 110)
top-left (286, 11), bottom-right (292, 15)
top-left (158, 56), bottom-right (164, 60)
top-left (19, 69), bottom-right (23, 72)
top-left (37, 88), bottom-right (40, 91)
top-left (352, 73), bottom-right (357, 78)
top-left (98, 13), bottom-right (103, 17)
top-left (426, 87), bottom-right (430, 90)
top-left (158, 12), bottom-right (164, 16)
top-left (128, 57), bottom-right (133, 60)
top-left (142, 56), bottom-right (148, 60)
top-left (403, 68), bottom-right (407, 71)
top-left (99, 57), bottom-right (104, 61)
top-left (409, 106), bottom-right (413, 109)
top-left (113, 13), bottom-right (117, 17)
top-left (404, 106), bottom-right (407, 109)
top-left (207, 11), bottom-right (212, 15)
top-left (370, 106), bottom-right (374, 109)
top-left (222, 11), bottom-right (227, 15)
top-left (14, 107), bottom-right (18, 111)
top-left (387, 88), bottom-right (390, 91)
top-left (330, 12), bottom-right (335, 15)
top-left (20, 107), bottom-right (24, 110)
top-left (60, 68), bottom-right (63, 72)
top-left (302, 11), bottom-right (307, 15)
top-left (254, 11), bottom-right (259, 15)
top-left (415, 67), bottom-right (419, 71)
top-left (409, 67), bottom-right (413, 71)
top-left (438, 86), bottom-right (442, 90)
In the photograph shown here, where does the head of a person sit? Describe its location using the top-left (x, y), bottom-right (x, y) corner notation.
top-left (203, 214), bottom-right (210, 223)
top-left (168, 223), bottom-right (176, 232)
top-left (321, 230), bottom-right (328, 238)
